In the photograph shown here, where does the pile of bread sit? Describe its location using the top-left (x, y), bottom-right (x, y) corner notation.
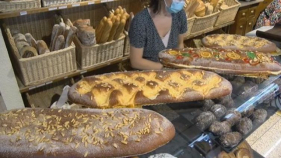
top-left (12, 18), bottom-right (76, 58)
top-left (184, 0), bottom-right (230, 17)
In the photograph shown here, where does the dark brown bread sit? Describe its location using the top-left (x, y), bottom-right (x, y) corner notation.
top-left (220, 132), bottom-right (242, 148)
top-left (68, 69), bottom-right (232, 108)
top-left (0, 108), bottom-right (175, 158)
top-left (202, 34), bottom-right (277, 53)
top-left (159, 48), bottom-right (281, 77)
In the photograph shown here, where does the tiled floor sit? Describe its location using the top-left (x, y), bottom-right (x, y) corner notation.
top-left (246, 112), bottom-right (281, 158)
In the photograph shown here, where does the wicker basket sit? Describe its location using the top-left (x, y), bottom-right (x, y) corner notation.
top-left (3, 13), bottom-right (77, 86)
top-left (215, 0), bottom-right (240, 26)
top-left (0, 0), bottom-right (41, 13)
top-left (191, 12), bottom-right (220, 35)
top-left (74, 36), bottom-right (125, 70)
top-left (42, 0), bottom-right (81, 7)
top-left (186, 17), bottom-right (195, 37)
top-left (124, 31), bottom-right (130, 56)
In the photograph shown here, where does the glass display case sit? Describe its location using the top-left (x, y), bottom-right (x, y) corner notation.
top-left (139, 56), bottom-right (281, 158)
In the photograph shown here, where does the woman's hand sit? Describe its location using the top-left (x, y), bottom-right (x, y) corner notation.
top-left (130, 46), bottom-right (163, 70)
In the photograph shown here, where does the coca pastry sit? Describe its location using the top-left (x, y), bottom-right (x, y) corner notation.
top-left (68, 69), bottom-right (232, 108)
top-left (202, 34), bottom-right (277, 53)
top-left (159, 48), bottom-right (281, 77)
top-left (0, 108), bottom-right (175, 158)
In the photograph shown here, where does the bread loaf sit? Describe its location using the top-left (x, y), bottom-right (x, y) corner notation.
top-left (37, 40), bottom-right (50, 55)
top-left (0, 108), bottom-right (175, 158)
top-left (159, 48), bottom-right (281, 77)
top-left (202, 34), bottom-right (277, 53)
top-left (98, 19), bottom-right (113, 43)
top-left (25, 33), bottom-right (37, 48)
top-left (53, 35), bottom-right (65, 51)
top-left (65, 26), bottom-right (77, 48)
top-left (195, 0), bottom-right (206, 17)
top-left (73, 19), bottom-right (91, 29)
top-left (50, 24), bottom-right (65, 51)
top-left (68, 69), bottom-right (232, 108)
top-left (15, 40), bottom-right (38, 58)
top-left (113, 18), bottom-right (126, 40)
top-left (13, 33), bottom-right (27, 43)
top-left (108, 18), bottom-right (120, 42)
top-left (77, 26), bottom-right (96, 46)
top-left (95, 17), bottom-right (107, 43)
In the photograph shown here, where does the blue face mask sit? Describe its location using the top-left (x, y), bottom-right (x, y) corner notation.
top-left (164, 0), bottom-right (184, 14)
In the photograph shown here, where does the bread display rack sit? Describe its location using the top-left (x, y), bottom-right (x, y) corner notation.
top-left (215, 0), bottom-right (240, 26)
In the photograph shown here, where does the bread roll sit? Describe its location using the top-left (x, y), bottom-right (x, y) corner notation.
top-left (195, 0), bottom-right (206, 17)
top-left (25, 33), bottom-right (37, 48)
top-left (225, 109), bottom-right (241, 126)
top-left (68, 69), bottom-right (232, 108)
top-left (77, 26), bottom-right (96, 46)
top-left (53, 35), bottom-right (65, 51)
top-left (209, 121), bottom-right (231, 136)
top-left (0, 108), bottom-right (175, 158)
top-left (235, 118), bottom-right (253, 135)
top-left (37, 40), bottom-right (50, 55)
top-left (220, 132), bottom-right (242, 148)
top-left (210, 104), bottom-right (227, 118)
top-left (195, 111), bottom-right (216, 131)
top-left (98, 19), bottom-right (113, 43)
top-left (252, 109), bottom-right (267, 124)
top-left (201, 99), bottom-right (215, 111)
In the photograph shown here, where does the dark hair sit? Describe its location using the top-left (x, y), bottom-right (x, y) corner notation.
top-left (149, 0), bottom-right (162, 14)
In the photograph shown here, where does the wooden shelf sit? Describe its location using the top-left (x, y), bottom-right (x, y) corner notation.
top-left (0, 0), bottom-right (118, 19)
top-left (184, 21), bottom-right (235, 40)
top-left (18, 56), bottom-right (129, 93)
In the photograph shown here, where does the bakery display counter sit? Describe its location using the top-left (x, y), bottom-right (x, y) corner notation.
top-left (139, 56), bottom-right (281, 158)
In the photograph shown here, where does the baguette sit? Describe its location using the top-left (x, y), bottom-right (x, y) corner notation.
top-left (202, 34), bottom-right (277, 53)
top-left (65, 26), bottom-right (76, 48)
top-left (0, 108), bottom-right (175, 158)
top-left (66, 19), bottom-right (74, 27)
top-left (158, 48), bottom-right (281, 77)
top-left (53, 35), bottom-right (65, 51)
top-left (50, 24), bottom-right (60, 51)
top-left (95, 17), bottom-right (107, 43)
top-left (37, 40), bottom-right (50, 55)
top-left (25, 33), bottom-right (37, 48)
top-left (68, 69), bottom-right (232, 108)
top-left (113, 18), bottom-right (126, 40)
top-left (107, 18), bottom-right (120, 42)
top-left (98, 19), bottom-right (113, 43)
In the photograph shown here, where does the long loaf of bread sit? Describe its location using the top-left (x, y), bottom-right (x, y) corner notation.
top-left (202, 34), bottom-right (277, 53)
top-left (68, 69), bottom-right (232, 108)
top-left (0, 108), bottom-right (175, 158)
top-left (158, 48), bottom-right (281, 77)
top-left (98, 19), bottom-right (113, 43)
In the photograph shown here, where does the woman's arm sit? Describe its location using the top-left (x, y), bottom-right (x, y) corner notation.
top-left (130, 46), bottom-right (163, 70)
top-left (178, 33), bottom-right (185, 49)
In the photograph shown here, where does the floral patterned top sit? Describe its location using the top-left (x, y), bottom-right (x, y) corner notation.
top-left (255, 0), bottom-right (281, 29)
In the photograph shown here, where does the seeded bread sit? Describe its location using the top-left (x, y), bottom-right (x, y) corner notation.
top-left (68, 69), bottom-right (232, 108)
top-left (0, 108), bottom-right (175, 158)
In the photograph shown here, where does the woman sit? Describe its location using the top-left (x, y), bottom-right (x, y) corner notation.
top-left (129, 0), bottom-right (187, 70)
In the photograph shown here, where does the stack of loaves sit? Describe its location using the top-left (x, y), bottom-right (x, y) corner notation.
top-left (73, 19), bottom-right (96, 46)
top-left (95, 6), bottom-right (130, 44)
top-left (184, 0), bottom-right (229, 17)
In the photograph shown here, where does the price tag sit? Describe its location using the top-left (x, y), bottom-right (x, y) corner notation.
top-left (48, 7), bottom-right (57, 11)
top-left (72, 3), bottom-right (80, 7)
top-left (29, 86), bottom-right (36, 90)
top-left (36, 83), bottom-right (45, 88)
top-left (88, 1), bottom-right (95, 5)
top-left (107, 0), bottom-right (114, 2)
top-left (101, 0), bottom-right (107, 3)
top-left (80, 70), bottom-right (87, 74)
top-left (20, 11), bottom-right (27, 16)
top-left (59, 6), bottom-right (67, 9)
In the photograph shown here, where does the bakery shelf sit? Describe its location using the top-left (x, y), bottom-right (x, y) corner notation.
top-left (184, 21), bottom-right (235, 40)
top-left (0, 0), bottom-right (118, 19)
top-left (18, 56), bottom-right (129, 93)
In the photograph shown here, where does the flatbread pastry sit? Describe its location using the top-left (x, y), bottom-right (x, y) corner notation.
top-left (68, 69), bottom-right (232, 108)
top-left (202, 34), bottom-right (277, 53)
top-left (159, 48), bottom-right (281, 77)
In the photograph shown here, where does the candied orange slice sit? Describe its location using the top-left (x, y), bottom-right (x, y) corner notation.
top-left (200, 52), bottom-right (212, 58)
top-left (226, 52), bottom-right (241, 60)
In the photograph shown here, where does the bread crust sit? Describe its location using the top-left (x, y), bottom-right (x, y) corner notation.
top-left (202, 34), bottom-right (277, 53)
top-left (0, 108), bottom-right (175, 158)
top-left (68, 69), bottom-right (232, 108)
top-left (159, 48), bottom-right (281, 76)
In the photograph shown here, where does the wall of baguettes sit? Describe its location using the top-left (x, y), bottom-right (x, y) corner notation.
top-left (0, 0), bottom-right (144, 109)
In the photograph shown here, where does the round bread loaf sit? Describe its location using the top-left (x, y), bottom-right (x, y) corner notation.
top-left (210, 104), bottom-right (227, 118)
top-left (225, 109), bottom-right (242, 126)
top-left (220, 132), bottom-right (242, 148)
top-left (209, 121), bottom-right (231, 136)
top-left (252, 109), bottom-right (267, 124)
top-left (195, 111), bottom-right (216, 131)
top-left (0, 108), bottom-right (175, 158)
top-left (202, 99), bottom-right (215, 111)
top-left (236, 118), bottom-right (253, 135)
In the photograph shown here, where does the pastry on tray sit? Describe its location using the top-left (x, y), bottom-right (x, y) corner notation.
top-left (201, 34), bottom-right (277, 53)
top-left (159, 48), bottom-right (281, 77)
top-left (0, 108), bottom-right (175, 158)
top-left (68, 69), bottom-right (232, 108)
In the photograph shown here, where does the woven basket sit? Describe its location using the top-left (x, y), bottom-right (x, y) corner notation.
top-left (74, 36), bottom-right (125, 70)
top-left (124, 31), bottom-right (130, 56)
top-left (0, 0), bottom-right (41, 13)
top-left (215, 0), bottom-right (240, 26)
top-left (191, 12), bottom-right (220, 35)
top-left (3, 13), bottom-right (77, 86)
top-left (186, 17), bottom-right (195, 37)
top-left (42, 0), bottom-right (80, 7)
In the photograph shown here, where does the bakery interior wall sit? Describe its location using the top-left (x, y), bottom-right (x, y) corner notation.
top-left (0, 0), bottom-right (144, 109)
